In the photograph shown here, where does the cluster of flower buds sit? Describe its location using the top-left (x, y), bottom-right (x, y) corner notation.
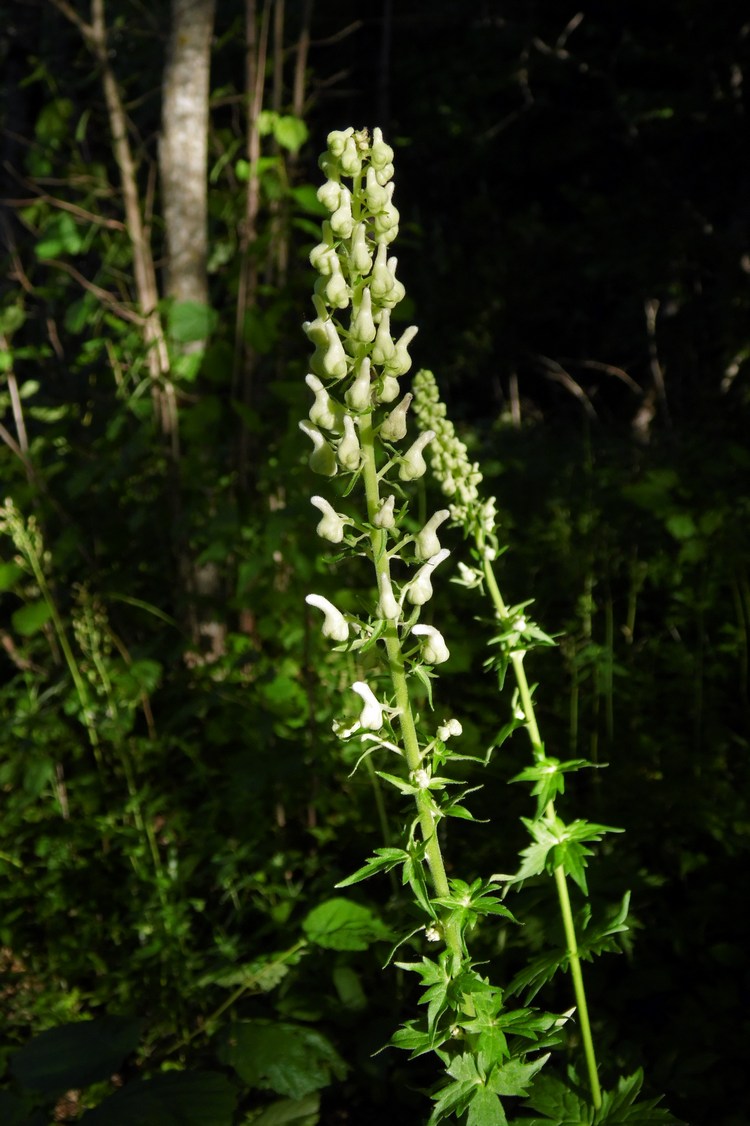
top-left (301, 128), bottom-right (456, 734)
top-left (411, 369), bottom-right (498, 542)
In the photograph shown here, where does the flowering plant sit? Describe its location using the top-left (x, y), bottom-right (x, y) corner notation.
top-left (300, 127), bottom-right (679, 1125)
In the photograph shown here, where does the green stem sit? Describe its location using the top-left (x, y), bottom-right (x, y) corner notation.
top-left (23, 533), bottom-right (102, 764)
top-left (359, 410), bottom-right (462, 957)
top-left (482, 543), bottom-right (602, 1109)
top-left (553, 861), bottom-right (602, 1109)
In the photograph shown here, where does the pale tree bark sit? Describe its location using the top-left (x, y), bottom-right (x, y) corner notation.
top-left (160, 0), bottom-right (216, 310)
top-left (161, 0), bottom-right (226, 661)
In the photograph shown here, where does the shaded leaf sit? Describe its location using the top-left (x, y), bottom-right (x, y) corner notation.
top-left (217, 1020), bottom-right (346, 1099)
top-left (81, 1070), bottom-right (236, 1125)
top-left (302, 897), bottom-right (391, 950)
top-left (11, 1016), bottom-right (141, 1095)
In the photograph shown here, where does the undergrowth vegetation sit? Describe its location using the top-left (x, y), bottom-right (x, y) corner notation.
top-left (1, 4), bottom-right (749, 1124)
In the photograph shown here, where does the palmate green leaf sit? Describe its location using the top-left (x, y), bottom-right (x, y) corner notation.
top-left (302, 897), bottom-right (392, 950)
top-left (395, 956), bottom-right (451, 1006)
top-left (517, 1067), bottom-right (683, 1125)
top-left (510, 758), bottom-right (597, 817)
top-left (510, 817), bottom-right (622, 894)
top-left (594, 1068), bottom-right (683, 1123)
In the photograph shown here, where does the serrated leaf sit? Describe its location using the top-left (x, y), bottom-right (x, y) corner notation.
top-left (489, 1054), bottom-right (549, 1098)
top-left (302, 897), bottom-right (391, 950)
top-left (467, 1086), bottom-right (508, 1126)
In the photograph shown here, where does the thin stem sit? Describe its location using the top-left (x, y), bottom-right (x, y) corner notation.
top-left (359, 410), bottom-right (462, 957)
top-left (482, 544), bottom-right (602, 1109)
top-left (553, 863), bottom-right (602, 1108)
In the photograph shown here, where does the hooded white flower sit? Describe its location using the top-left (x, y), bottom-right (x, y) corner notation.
top-left (310, 496), bottom-right (347, 544)
top-left (351, 681), bottom-right (385, 731)
top-left (305, 594), bottom-right (349, 642)
top-left (299, 420), bottom-right (337, 477)
top-left (411, 624), bottom-right (450, 665)
top-left (406, 548), bottom-right (450, 606)
top-left (415, 509), bottom-right (450, 560)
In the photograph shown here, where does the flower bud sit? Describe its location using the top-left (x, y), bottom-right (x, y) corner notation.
top-left (415, 509), bottom-right (450, 560)
top-left (309, 221), bottom-right (337, 276)
top-left (327, 127), bottom-right (353, 157)
top-left (299, 420), bottom-right (338, 476)
top-left (337, 414), bottom-right (361, 471)
top-left (371, 127), bottom-right (394, 171)
top-left (352, 681), bottom-right (385, 731)
top-left (305, 373), bottom-right (343, 431)
top-left (318, 256), bottom-right (349, 309)
top-left (406, 548), bottom-right (450, 606)
top-left (411, 624), bottom-right (450, 664)
top-left (349, 286), bottom-right (376, 343)
top-left (349, 222), bottom-right (373, 276)
top-left (370, 241), bottom-right (394, 302)
top-left (437, 718), bottom-right (463, 741)
top-left (373, 494), bottom-right (396, 529)
top-left (346, 357), bottom-right (372, 412)
top-left (379, 393), bottom-right (412, 442)
top-left (376, 571), bottom-right (401, 620)
top-left (399, 430), bottom-right (434, 481)
top-left (365, 166), bottom-right (389, 212)
top-left (374, 163), bottom-right (395, 187)
top-left (376, 375), bottom-right (401, 403)
top-left (372, 184), bottom-right (399, 243)
top-left (311, 495), bottom-right (347, 543)
top-left (371, 309), bottom-right (395, 366)
top-left (306, 593), bottom-right (349, 642)
top-left (317, 179), bottom-right (341, 212)
top-left (330, 185), bottom-right (354, 238)
top-left (321, 319), bottom-right (348, 379)
top-left (384, 325), bottom-right (418, 377)
top-left (340, 134), bottom-right (362, 177)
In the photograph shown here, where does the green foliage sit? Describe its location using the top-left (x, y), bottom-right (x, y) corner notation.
top-left (216, 1020), bottom-right (346, 1099)
top-left (1, 5), bottom-right (747, 1124)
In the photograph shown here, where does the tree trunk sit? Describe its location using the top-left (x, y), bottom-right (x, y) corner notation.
top-left (160, 0), bottom-right (216, 310)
